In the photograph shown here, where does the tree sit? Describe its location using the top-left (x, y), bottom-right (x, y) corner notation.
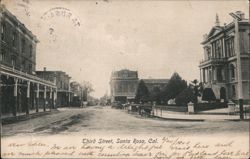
top-left (99, 93), bottom-right (109, 106)
top-left (189, 79), bottom-right (203, 104)
top-left (161, 72), bottom-right (187, 102)
top-left (175, 87), bottom-right (196, 106)
top-left (80, 81), bottom-right (94, 101)
top-left (135, 80), bottom-right (149, 103)
top-left (149, 86), bottom-right (161, 104)
top-left (202, 88), bottom-right (216, 102)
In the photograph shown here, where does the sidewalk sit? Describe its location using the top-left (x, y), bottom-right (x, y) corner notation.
top-left (1, 109), bottom-right (59, 125)
top-left (152, 108), bottom-right (249, 122)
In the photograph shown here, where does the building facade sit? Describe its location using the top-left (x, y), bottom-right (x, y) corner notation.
top-left (36, 69), bottom-right (72, 107)
top-left (142, 79), bottom-right (169, 92)
top-left (199, 11), bottom-right (250, 102)
top-left (0, 5), bottom-right (56, 117)
top-left (70, 81), bottom-right (87, 106)
top-left (110, 69), bottom-right (139, 103)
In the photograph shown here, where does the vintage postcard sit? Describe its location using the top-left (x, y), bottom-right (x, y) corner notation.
top-left (0, 0), bottom-right (249, 158)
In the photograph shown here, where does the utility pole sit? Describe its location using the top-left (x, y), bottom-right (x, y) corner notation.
top-left (229, 12), bottom-right (244, 119)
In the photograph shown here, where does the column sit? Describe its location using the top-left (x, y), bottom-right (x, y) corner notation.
top-left (68, 92), bottom-right (71, 106)
top-left (205, 68), bottom-right (208, 83)
top-left (54, 88), bottom-right (57, 109)
top-left (26, 81), bottom-right (30, 115)
top-left (36, 83), bottom-right (39, 112)
top-left (43, 86), bottom-right (46, 112)
top-left (234, 18), bottom-right (244, 119)
top-left (13, 78), bottom-right (18, 116)
top-left (203, 68), bottom-right (205, 83)
top-left (211, 43), bottom-right (214, 58)
top-left (50, 87), bottom-right (53, 110)
top-left (222, 38), bottom-right (226, 58)
top-left (200, 69), bottom-right (202, 83)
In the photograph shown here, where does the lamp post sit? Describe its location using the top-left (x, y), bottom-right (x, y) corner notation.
top-left (229, 12), bottom-right (244, 119)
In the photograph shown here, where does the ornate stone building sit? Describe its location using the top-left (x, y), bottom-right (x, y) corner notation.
top-left (0, 5), bottom-right (56, 117)
top-left (110, 69), bottom-right (139, 103)
top-left (199, 11), bottom-right (250, 102)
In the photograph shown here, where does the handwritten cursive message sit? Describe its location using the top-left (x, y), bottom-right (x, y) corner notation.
top-left (1, 136), bottom-right (249, 159)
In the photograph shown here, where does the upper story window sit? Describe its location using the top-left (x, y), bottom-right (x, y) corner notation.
top-left (21, 60), bottom-right (26, 71)
top-left (214, 40), bottom-right (222, 58)
top-left (205, 47), bottom-right (211, 60)
top-left (21, 39), bottom-right (26, 53)
top-left (229, 64), bottom-right (235, 80)
top-left (12, 32), bottom-right (17, 47)
top-left (60, 81), bottom-right (63, 89)
top-left (1, 23), bottom-right (6, 41)
top-left (28, 64), bottom-right (32, 74)
top-left (226, 38), bottom-right (235, 57)
top-left (29, 45), bottom-right (33, 57)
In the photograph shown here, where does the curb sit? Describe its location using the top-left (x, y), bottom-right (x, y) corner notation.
top-left (153, 116), bottom-right (205, 122)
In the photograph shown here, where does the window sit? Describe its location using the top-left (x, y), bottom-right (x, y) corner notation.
top-left (1, 23), bottom-right (5, 41)
top-left (232, 85), bottom-right (236, 97)
top-left (60, 81), bottom-right (63, 88)
top-left (0, 52), bottom-right (6, 62)
top-left (205, 47), bottom-right (211, 60)
top-left (230, 64), bottom-right (235, 80)
top-left (226, 38), bottom-right (235, 57)
top-left (217, 67), bottom-right (223, 82)
top-left (29, 45), bottom-right (33, 57)
top-left (28, 64), bottom-right (32, 73)
top-left (21, 60), bottom-right (26, 71)
top-left (214, 40), bottom-right (222, 58)
top-left (12, 32), bottom-right (17, 47)
top-left (21, 39), bottom-right (25, 53)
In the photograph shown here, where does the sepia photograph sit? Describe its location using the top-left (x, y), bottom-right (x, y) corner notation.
top-left (0, 0), bottom-right (249, 158)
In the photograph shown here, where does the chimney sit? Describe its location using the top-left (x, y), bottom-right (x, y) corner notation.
top-left (215, 13), bottom-right (220, 26)
top-left (43, 67), bottom-right (46, 71)
top-left (235, 11), bottom-right (245, 19)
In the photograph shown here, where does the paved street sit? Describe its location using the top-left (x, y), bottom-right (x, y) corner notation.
top-left (2, 106), bottom-right (249, 137)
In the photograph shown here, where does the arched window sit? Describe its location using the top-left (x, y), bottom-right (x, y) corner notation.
top-left (230, 64), bottom-right (235, 80)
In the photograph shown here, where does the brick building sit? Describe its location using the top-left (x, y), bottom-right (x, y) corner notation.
top-left (0, 5), bottom-right (56, 117)
top-left (110, 69), bottom-right (139, 103)
top-left (199, 11), bottom-right (250, 102)
top-left (36, 68), bottom-right (73, 107)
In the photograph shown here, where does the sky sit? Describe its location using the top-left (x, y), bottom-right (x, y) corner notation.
top-left (2, 0), bottom-right (249, 98)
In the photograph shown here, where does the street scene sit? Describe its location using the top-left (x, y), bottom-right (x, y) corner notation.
top-left (2, 106), bottom-right (249, 137)
top-left (0, 0), bottom-right (250, 158)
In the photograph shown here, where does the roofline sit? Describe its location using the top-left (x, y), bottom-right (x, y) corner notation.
top-left (1, 4), bottom-right (39, 43)
top-left (201, 19), bottom-right (249, 45)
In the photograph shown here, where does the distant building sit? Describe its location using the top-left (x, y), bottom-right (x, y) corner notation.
top-left (36, 68), bottom-right (72, 107)
top-left (141, 79), bottom-right (169, 92)
top-left (199, 11), bottom-right (250, 102)
top-left (0, 5), bottom-right (56, 117)
top-left (70, 81), bottom-right (86, 107)
top-left (110, 69), bottom-right (139, 103)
